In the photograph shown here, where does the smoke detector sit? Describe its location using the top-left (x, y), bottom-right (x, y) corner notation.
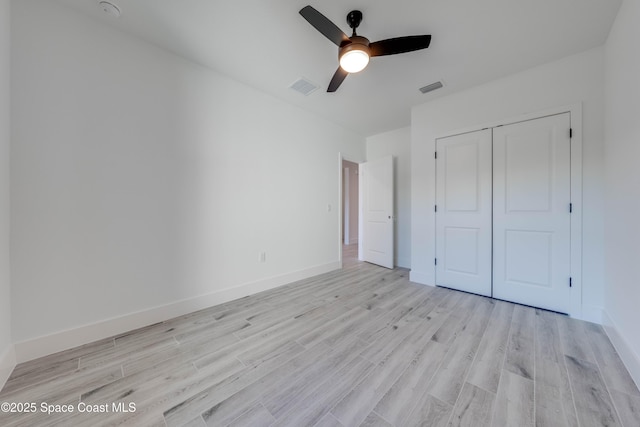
top-left (99, 1), bottom-right (121, 18)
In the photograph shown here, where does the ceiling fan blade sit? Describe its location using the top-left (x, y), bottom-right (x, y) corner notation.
top-left (299, 6), bottom-right (350, 47)
top-left (327, 67), bottom-right (349, 92)
top-left (369, 35), bottom-right (431, 57)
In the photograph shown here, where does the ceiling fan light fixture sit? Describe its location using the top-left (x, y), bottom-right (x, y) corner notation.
top-left (339, 44), bottom-right (370, 73)
top-left (299, 6), bottom-right (432, 91)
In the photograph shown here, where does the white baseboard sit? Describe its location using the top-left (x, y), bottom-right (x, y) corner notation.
top-left (409, 270), bottom-right (434, 286)
top-left (0, 344), bottom-right (16, 391)
top-left (602, 309), bottom-right (640, 391)
top-left (14, 261), bottom-right (340, 363)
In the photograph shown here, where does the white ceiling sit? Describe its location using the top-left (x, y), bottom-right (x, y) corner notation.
top-left (54, 0), bottom-right (621, 137)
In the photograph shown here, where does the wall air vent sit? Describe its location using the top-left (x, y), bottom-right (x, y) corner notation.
top-left (289, 77), bottom-right (319, 96)
top-left (419, 81), bottom-right (444, 94)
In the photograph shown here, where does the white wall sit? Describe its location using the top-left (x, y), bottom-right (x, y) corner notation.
top-left (603, 0), bottom-right (640, 385)
top-left (367, 127), bottom-right (411, 268)
top-left (10, 0), bottom-right (364, 358)
top-left (0, 0), bottom-right (14, 387)
top-left (411, 48), bottom-right (605, 321)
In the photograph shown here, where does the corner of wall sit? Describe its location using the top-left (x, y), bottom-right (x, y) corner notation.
top-left (396, 256), bottom-right (411, 270)
top-left (0, 0), bottom-right (12, 394)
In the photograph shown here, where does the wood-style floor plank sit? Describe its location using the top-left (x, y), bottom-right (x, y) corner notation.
top-left (270, 356), bottom-right (375, 427)
top-left (535, 309), bottom-right (580, 427)
top-left (610, 389), bottom-right (640, 427)
top-left (448, 382), bottom-right (495, 427)
top-left (565, 355), bottom-right (622, 427)
top-left (1, 248), bottom-right (638, 427)
top-left (427, 298), bottom-right (495, 406)
top-left (503, 304), bottom-right (535, 381)
top-left (466, 301), bottom-right (514, 393)
top-left (315, 413), bottom-right (345, 427)
top-left (224, 402), bottom-right (274, 427)
top-left (557, 315), bottom-right (598, 364)
top-left (372, 340), bottom-right (447, 426)
top-left (402, 393), bottom-right (452, 427)
top-left (491, 370), bottom-right (534, 427)
top-left (584, 322), bottom-right (640, 397)
top-left (360, 412), bottom-right (394, 427)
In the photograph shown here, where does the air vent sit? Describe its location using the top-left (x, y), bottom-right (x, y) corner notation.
top-left (289, 77), bottom-right (319, 96)
top-left (419, 81), bottom-right (444, 94)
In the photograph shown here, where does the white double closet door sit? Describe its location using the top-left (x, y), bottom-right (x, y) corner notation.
top-left (435, 113), bottom-right (571, 313)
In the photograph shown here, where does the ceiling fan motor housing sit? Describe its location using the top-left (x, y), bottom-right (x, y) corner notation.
top-left (339, 35), bottom-right (371, 59)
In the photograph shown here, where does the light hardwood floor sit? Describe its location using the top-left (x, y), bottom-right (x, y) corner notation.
top-left (1, 246), bottom-right (639, 426)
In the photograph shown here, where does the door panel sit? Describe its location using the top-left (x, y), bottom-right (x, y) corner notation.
top-left (504, 230), bottom-right (552, 287)
top-left (444, 227), bottom-right (480, 275)
top-left (445, 142), bottom-right (480, 211)
top-left (505, 129), bottom-right (552, 212)
top-left (436, 129), bottom-right (492, 296)
top-left (362, 156), bottom-right (394, 269)
top-left (493, 113), bottom-right (571, 313)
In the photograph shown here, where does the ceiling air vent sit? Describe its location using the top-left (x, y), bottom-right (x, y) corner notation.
top-left (419, 81), bottom-right (444, 94)
top-left (289, 77), bottom-right (319, 96)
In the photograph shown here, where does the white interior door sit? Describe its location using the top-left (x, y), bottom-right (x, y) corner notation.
top-left (361, 156), bottom-right (394, 269)
top-left (435, 129), bottom-right (493, 296)
top-left (493, 113), bottom-right (571, 313)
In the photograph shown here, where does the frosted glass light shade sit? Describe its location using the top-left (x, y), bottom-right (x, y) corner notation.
top-left (339, 49), bottom-right (370, 73)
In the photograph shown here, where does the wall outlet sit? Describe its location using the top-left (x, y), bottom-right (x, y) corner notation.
top-left (259, 252), bottom-right (266, 263)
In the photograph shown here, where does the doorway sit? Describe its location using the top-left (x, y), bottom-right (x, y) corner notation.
top-left (342, 159), bottom-right (360, 267)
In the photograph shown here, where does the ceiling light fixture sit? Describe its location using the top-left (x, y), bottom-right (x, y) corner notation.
top-left (339, 38), bottom-right (370, 73)
top-left (299, 7), bottom-right (431, 92)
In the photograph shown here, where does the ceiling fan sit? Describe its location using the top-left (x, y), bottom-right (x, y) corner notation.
top-left (299, 5), bottom-right (431, 92)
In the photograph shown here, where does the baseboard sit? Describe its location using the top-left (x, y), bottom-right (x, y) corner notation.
top-left (0, 344), bottom-right (16, 391)
top-left (409, 270), bottom-right (434, 286)
top-left (602, 309), bottom-right (640, 391)
top-left (14, 261), bottom-right (340, 363)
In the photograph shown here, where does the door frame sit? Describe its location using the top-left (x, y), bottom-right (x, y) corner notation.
top-left (338, 153), bottom-right (363, 268)
top-left (344, 165), bottom-right (351, 245)
top-left (433, 103), bottom-right (583, 318)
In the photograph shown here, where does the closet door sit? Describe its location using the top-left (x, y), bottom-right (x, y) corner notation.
top-left (435, 129), bottom-right (492, 296)
top-left (493, 113), bottom-right (571, 313)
